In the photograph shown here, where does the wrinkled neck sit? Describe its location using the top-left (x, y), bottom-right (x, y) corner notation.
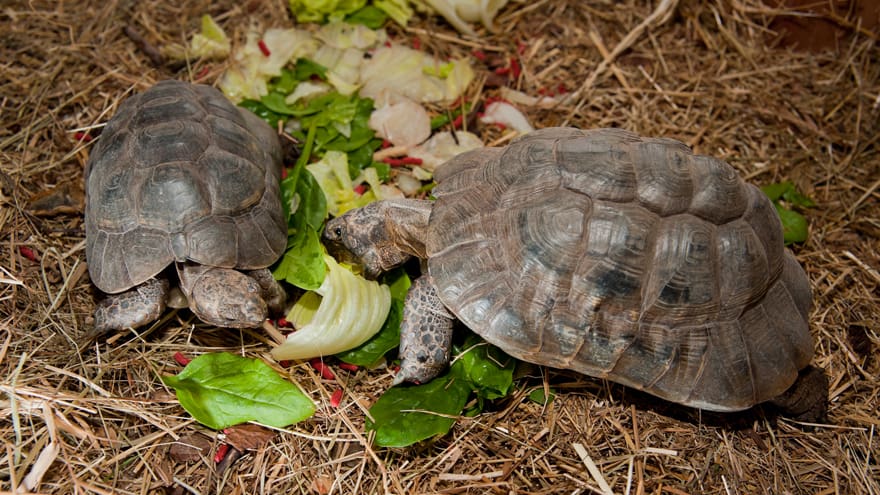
top-left (382, 199), bottom-right (432, 259)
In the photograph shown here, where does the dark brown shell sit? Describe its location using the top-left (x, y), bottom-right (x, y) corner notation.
top-left (427, 128), bottom-right (813, 411)
top-left (85, 80), bottom-right (286, 294)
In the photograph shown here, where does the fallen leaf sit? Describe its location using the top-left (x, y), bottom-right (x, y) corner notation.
top-left (27, 182), bottom-right (84, 216)
top-left (168, 433), bottom-right (212, 463)
top-left (223, 423), bottom-right (276, 451)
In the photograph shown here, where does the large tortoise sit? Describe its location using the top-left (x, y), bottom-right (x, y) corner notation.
top-left (85, 80), bottom-right (287, 331)
top-left (323, 127), bottom-right (827, 420)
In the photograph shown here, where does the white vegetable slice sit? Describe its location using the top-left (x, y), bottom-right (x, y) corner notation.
top-left (368, 97), bottom-right (431, 148)
top-left (271, 256), bottom-right (391, 361)
top-left (409, 130), bottom-right (484, 171)
top-left (480, 101), bottom-right (534, 133)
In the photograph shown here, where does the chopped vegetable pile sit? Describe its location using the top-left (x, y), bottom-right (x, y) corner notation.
top-left (160, 7), bottom-right (813, 448)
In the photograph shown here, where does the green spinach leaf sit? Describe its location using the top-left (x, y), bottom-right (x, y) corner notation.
top-left (162, 352), bottom-right (315, 430)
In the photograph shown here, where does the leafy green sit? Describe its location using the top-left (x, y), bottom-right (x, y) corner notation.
top-left (274, 228), bottom-right (326, 290)
top-left (760, 181), bottom-right (816, 207)
top-left (373, 0), bottom-right (413, 26)
top-left (528, 387), bottom-right (556, 405)
top-left (367, 373), bottom-right (471, 447)
top-left (336, 269), bottom-right (410, 366)
top-left (452, 335), bottom-right (515, 400)
top-left (239, 99), bottom-right (285, 129)
top-left (293, 58), bottom-right (329, 81)
top-left (761, 181), bottom-right (815, 244)
top-left (162, 353), bottom-right (315, 430)
top-left (345, 5), bottom-right (389, 28)
top-left (366, 333), bottom-right (517, 447)
top-left (273, 123), bottom-right (328, 290)
top-left (289, 0), bottom-right (367, 24)
top-left (189, 14), bottom-right (231, 60)
top-left (773, 203), bottom-right (810, 244)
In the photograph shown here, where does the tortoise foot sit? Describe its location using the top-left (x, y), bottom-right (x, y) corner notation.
top-left (93, 278), bottom-right (170, 332)
top-left (768, 365), bottom-right (829, 423)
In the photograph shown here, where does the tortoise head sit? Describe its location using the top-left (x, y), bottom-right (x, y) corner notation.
top-left (322, 202), bottom-right (411, 279)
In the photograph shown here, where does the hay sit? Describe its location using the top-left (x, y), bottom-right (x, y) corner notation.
top-left (1, 0), bottom-right (878, 493)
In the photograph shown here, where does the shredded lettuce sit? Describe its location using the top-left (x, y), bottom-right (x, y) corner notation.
top-left (307, 151), bottom-right (377, 215)
top-left (220, 29), bottom-right (318, 102)
top-left (374, 0), bottom-right (414, 26)
top-left (190, 14), bottom-right (230, 59)
top-left (421, 0), bottom-right (509, 35)
top-left (359, 44), bottom-right (474, 102)
top-left (289, 0), bottom-right (368, 23)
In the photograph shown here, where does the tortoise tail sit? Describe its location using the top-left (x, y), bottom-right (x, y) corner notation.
top-left (767, 366), bottom-right (829, 423)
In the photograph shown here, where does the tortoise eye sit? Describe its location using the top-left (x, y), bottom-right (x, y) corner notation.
top-left (333, 226), bottom-right (343, 237)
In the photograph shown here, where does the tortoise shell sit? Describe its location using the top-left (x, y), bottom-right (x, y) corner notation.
top-left (426, 127), bottom-right (813, 411)
top-left (85, 80), bottom-right (286, 294)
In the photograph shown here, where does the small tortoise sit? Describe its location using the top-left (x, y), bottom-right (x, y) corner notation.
top-left (85, 80), bottom-right (287, 331)
top-left (324, 127), bottom-right (827, 420)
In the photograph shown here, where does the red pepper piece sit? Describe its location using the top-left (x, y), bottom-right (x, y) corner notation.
top-left (382, 157), bottom-right (405, 167)
top-left (258, 40), bottom-right (271, 57)
top-left (214, 444), bottom-right (230, 463)
top-left (73, 132), bottom-right (92, 143)
top-left (19, 246), bottom-right (38, 262)
top-left (173, 352), bottom-right (191, 366)
top-left (338, 362), bottom-right (359, 372)
top-left (510, 57), bottom-right (521, 79)
top-left (310, 358), bottom-right (335, 380)
top-left (471, 49), bottom-right (487, 61)
top-left (401, 156), bottom-right (423, 165)
top-left (330, 388), bottom-right (344, 408)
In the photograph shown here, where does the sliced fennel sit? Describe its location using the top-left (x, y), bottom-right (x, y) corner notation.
top-left (271, 255), bottom-right (391, 361)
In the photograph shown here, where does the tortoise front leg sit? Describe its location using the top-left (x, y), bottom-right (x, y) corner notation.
top-left (93, 278), bottom-right (170, 332)
top-left (393, 275), bottom-right (455, 385)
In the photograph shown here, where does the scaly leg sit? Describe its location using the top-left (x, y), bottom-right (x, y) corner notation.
top-left (394, 275), bottom-right (455, 385)
top-left (93, 278), bottom-right (169, 332)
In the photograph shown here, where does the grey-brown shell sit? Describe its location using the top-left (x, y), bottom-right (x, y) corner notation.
top-left (427, 127), bottom-right (813, 412)
top-left (85, 80), bottom-right (286, 294)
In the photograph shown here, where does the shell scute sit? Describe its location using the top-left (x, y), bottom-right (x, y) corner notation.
top-left (85, 81), bottom-right (284, 293)
top-left (427, 127), bottom-right (813, 411)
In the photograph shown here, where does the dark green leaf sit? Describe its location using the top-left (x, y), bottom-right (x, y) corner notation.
top-left (451, 335), bottom-right (515, 400)
top-left (773, 203), bottom-right (809, 244)
top-left (161, 352), bottom-right (315, 430)
top-left (782, 188), bottom-right (816, 208)
top-left (261, 92), bottom-right (299, 116)
top-left (345, 5), bottom-right (388, 29)
top-left (366, 374), bottom-right (471, 447)
top-left (293, 58), bottom-right (328, 81)
top-left (346, 143), bottom-right (379, 175)
top-left (269, 68), bottom-right (299, 94)
top-left (293, 169), bottom-right (327, 231)
top-left (273, 228), bottom-right (326, 290)
top-left (383, 268), bottom-right (412, 301)
top-left (238, 99), bottom-right (285, 128)
top-left (760, 182), bottom-right (791, 201)
top-left (528, 387), bottom-right (556, 405)
top-left (371, 162), bottom-right (391, 182)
